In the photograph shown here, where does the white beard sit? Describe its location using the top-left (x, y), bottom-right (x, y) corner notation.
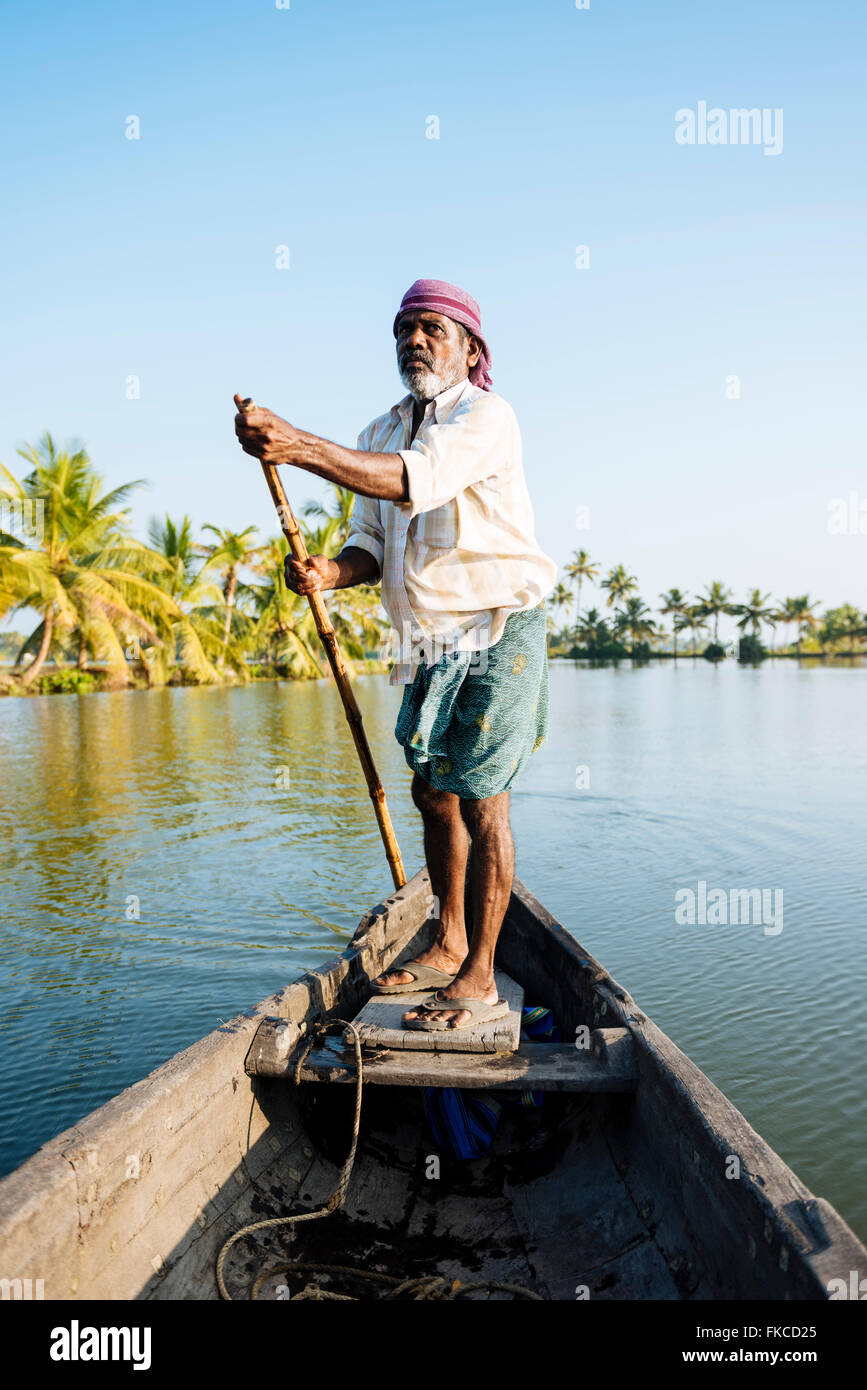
top-left (399, 361), bottom-right (462, 403)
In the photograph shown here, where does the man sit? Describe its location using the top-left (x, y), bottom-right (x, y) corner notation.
top-left (234, 278), bottom-right (557, 1030)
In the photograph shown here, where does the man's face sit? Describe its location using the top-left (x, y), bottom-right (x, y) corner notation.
top-left (396, 310), bottom-right (479, 402)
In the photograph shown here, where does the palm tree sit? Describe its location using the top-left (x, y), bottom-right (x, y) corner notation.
top-left (835, 607), bottom-right (864, 654)
top-left (299, 510), bottom-right (390, 666)
top-left (247, 535), bottom-right (327, 677)
top-left (549, 582), bottom-right (573, 639)
top-left (564, 549), bottom-right (599, 626)
top-left (301, 484), bottom-right (357, 547)
top-left (145, 514), bottom-right (226, 685)
top-left (765, 605), bottom-right (784, 653)
top-left (816, 603), bottom-right (863, 655)
top-left (674, 608), bottom-right (708, 656)
top-left (615, 596), bottom-right (657, 653)
top-left (777, 597), bottom-right (798, 650)
top-left (0, 434), bottom-right (177, 687)
top-left (296, 485), bottom-right (392, 665)
top-left (599, 564), bottom-right (638, 610)
top-left (695, 581), bottom-right (735, 644)
top-left (779, 595), bottom-right (820, 656)
top-left (732, 588), bottom-right (775, 640)
top-left (196, 524), bottom-right (260, 667)
top-left (659, 588), bottom-right (690, 657)
top-left (574, 606), bottom-right (614, 654)
top-left (247, 483), bottom-right (392, 679)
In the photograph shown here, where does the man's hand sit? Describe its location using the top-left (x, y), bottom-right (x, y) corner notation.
top-left (234, 393), bottom-right (299, 465)
top-left (284, 554), bottom-right (338, 595)
top-left (233, 392), bottom-right (407, 501)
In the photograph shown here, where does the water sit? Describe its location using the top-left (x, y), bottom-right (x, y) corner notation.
top-left (1, 660), bottom-right (865, 1242)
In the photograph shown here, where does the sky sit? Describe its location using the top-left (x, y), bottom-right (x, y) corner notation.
top-left (2, 0), bottom-right (865, 640)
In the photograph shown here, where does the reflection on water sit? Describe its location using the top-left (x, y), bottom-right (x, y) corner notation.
top-left (1, 660), bottom-right (865, 1241)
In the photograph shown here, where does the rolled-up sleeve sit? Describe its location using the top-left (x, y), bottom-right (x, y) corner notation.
top-left (399, 393), bottom-right (517, 518)
top-left (344, 426), bottom-right (385, 577)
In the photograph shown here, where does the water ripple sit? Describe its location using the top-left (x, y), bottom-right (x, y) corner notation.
top-left (1, 663), bottom-right (865, 1240)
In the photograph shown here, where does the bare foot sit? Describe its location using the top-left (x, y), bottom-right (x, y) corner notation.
top-left (371, 921), bottom-right (467, 990)
top-left (401, 972), bottom-right (498, 1029)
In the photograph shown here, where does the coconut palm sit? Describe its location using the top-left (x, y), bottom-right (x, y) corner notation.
top-left (196, 524), bottom-right (260, 667)
top-left (777, 596), bottom-right (799, 650)
top-left (816, 603), bottom-right (863, 655)
top-left (765, 606), bottom-right (785, 653)
top-left (599, 563), bottom-right (638, 610)
top-left (695, 581), bottom-right (735, 644)
top-left (301, 485), bottom-right (357, 547)
top-left (144, 514), bottom-right (228, 685)
top-left (659, 588), bottom-right (690, 657)
top-left (299, 510), bottom-right (390, 665)
top-left (247, 481), bottom-right (391, 679)
top-left (674, 608), bottom-right (708, 656)
top-left (0, 435), bottom-right (178, 687)
top-left (839, 606), bottom-right (861, 653)
top-left (564, 549), bottom-right (599, 625)
top-left (295, 486), bottom-right (392, 662)
top-left (574, 606), bottom-right (615, 654)
top-left (732, 588), bottom-right (775, 640)
top-left (779, 595), bottom-right (820, 656)
top-left (615, 596), bottom-right (657, 653)
top-left (247, 535), bottom-right (328, 678)
top-left (549, 582), bottom-right (574, 639)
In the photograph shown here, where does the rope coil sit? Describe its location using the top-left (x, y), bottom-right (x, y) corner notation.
top-left (216, 1019), bottom-right (362, 1300)
top-left (216, 1017), bottom-right (542, 1301)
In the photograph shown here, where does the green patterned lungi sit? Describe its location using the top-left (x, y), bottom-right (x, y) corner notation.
top-left (394, 604), bottom-right (549, 800)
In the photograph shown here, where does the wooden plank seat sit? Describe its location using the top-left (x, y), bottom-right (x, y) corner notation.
top-left (246, 1018), bottom-right (639, 1092)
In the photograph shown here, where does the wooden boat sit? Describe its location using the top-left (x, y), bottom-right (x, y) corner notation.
top-left (1, 867), bottom-right (864, 1301)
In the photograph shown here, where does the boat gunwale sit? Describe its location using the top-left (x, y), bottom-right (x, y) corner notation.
top-left (500, 879), bottom-right (867, 1298)
top-left (0, 867), bottom-right (434, 1300)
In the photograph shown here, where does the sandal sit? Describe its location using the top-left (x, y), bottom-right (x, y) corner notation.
top-left (402, 991), bottom-right (509, 1031)
top-left (371, 958), bottom-right (458, 995)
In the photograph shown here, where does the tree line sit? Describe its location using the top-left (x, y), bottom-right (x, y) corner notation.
top-left (0, 435), bottom-right (387, 693)
top-left (548, 551), bottom-right (866, 660)
top-left (2, 439), bottom-right (864, 694)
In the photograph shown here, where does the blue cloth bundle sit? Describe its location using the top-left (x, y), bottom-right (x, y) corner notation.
top-left (424, 1006), bottom-right (561, 1158)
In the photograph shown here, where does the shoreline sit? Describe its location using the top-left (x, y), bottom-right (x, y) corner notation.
top-left (2, 650), bottom-right (866, 696)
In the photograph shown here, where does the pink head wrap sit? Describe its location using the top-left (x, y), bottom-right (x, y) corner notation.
top-left (393, 278), bottom-right (493, 391)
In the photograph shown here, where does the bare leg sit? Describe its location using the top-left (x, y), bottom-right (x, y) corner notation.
top-left (402, 790), bottom-right (514, 1026)
top-left (372, 773), bottom-right (471, 987)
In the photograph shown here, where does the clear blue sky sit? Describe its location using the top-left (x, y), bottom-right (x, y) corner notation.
top-left (2, 0), bottom-right (865, 638)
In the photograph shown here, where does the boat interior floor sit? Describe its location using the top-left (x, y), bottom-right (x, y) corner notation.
top-left (201, 1084), bottom-right (681, 1302)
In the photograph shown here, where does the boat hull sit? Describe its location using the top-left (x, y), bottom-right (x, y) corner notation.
top-left (0, 868), bottom-right (863, 1300)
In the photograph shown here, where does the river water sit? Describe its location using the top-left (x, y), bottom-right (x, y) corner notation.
top-left (1, 659), bottom-right (865, 1241)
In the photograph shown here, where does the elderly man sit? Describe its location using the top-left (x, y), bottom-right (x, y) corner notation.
top-left (234, 278), bottom-right (556, 1030)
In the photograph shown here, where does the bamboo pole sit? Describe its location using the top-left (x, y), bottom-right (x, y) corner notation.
top-left (236, 396), bottom-right (406, 890)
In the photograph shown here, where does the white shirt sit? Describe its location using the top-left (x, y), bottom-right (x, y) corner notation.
top-left (345, 376), bottom-right (557, 684)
